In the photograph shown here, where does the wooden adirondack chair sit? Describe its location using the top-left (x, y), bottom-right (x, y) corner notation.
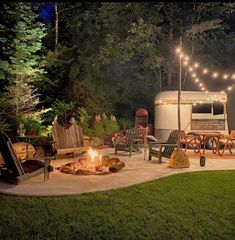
top-left (114, 128), bottom-right (142, 157)
top-left (0, 132), bottom-right (53, 185)
top-left (148, 130), bottom-right (180, 163)
top-left (51, 122), bottom-right (90, 159)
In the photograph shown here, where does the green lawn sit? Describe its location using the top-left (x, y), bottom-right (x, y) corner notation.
top-left (0, 171), bottom-right (234, 240)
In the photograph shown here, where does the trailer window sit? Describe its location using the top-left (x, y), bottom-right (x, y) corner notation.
top-left (192, 103), bottom-right (212, 113)
top-left (213, 102), bottom-right (224, 115)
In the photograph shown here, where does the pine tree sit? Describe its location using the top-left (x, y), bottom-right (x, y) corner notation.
top-left (0, 3), bottom-right (46, 120)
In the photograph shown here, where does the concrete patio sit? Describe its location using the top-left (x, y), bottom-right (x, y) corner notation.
top-left (0, 148), bottom-right (234, 196)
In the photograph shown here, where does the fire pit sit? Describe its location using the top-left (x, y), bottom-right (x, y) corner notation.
top-left (58, 147), bottom-right (125, 175)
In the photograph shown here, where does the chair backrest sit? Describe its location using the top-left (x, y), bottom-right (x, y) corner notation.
top-left (124, 128), bottom-right (141, 145)
top-left (52, 122), bottom-right (84, 149)
top-left (163, 130), bottom-right (180, 157)
top-left (0, 132), bottom-right (25, 177)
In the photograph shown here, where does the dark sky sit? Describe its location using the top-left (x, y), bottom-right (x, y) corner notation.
top-left (32, 2), bottom-right (55, 24)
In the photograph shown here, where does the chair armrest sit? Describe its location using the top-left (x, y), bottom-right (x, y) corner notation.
top-left (150, 143), bottom-right (177, 149)
top-left (149, 141), bottom-right (167, 147)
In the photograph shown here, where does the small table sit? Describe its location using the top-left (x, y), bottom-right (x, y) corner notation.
top-left (194, 131), bottom-right (223, 155)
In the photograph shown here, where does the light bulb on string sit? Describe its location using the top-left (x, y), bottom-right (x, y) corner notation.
top-left (201, 87), bottom-right (205, 91)
top-left (223, 74), bottom-right (228, 80)
top-left (202, 69), bottom-right (208, 74)
top-left (183, 61), bottom-right (188, 66)
top-left (194, 63), bottom-right (199, 68)
top-left (179, 53), bottom-right (184, 58)
top-left (188, 67), bottom-right (194, 72)
top-left (192, 73), bottom-right (196, 78)
top-left (184, 56), bottom-right (189, 61)
top-left (175, 47), bottom-right (181, 54)
top-left (212, 72), bottom-right (218, 78)
top-left (232, 74), bottom-right (235, 79)
top-left (199, 83), bottom-right (203, 87)
top-left (227, 86), bottom-right (232, 91)
top-left (194, 78), bottom-right (199, 83)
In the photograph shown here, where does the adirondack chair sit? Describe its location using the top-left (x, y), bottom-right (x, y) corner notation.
top-left (51, 122), bottom-right (90, 159)
top-left (114, 128), bottom-right (142, 157)
top-left (0, 131), bottom-right (53, 185)
top-left (148, 130), bottom-right (180, 163)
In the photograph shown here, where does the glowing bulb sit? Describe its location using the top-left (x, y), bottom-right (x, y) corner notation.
top-left (212, 72), bottom-right (218, 78)
top-left (192, 73), bottom-right (196, 78)
top-left (199, 83), bottom-right (203, 87)
top-left (184, 56), bottom-right (189, 61)
top-left (194, 63), bottom-right (199, 68)
top-left (232, 74), bottom-right (235, 79)
top-left (221, 91), bottom-right (225, 94)
top-left (189, 67), bottom-right (193, 72)
top-left (202, 69), bottom-right (208, 74)
top-left (201, 87), bottom-right (205, 91)
top-left (183, 61), bottom-right (188, 66)
top-left (195, 78), bottom-right (199, 82)
top-left (179, 53), bottom-right (184, 58)
top-left (175, 47), bottom-right (181, 53)
top-left (223, 74), bottom-right (228, 79)
top-left (227, 86), bottom-right (232, 91)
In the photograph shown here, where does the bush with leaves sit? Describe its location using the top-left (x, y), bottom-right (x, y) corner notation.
top-left (93, 114), bottom-right (120, 138)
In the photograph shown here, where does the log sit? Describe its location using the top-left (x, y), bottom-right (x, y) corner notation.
top-left (109, 161), bottom-right (125, 173)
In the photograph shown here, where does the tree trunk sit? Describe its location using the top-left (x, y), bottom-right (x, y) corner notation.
top-left (55, 2), bottom-right (58, 49)
top-left (167, 3), bottom-right (173, 88)
top-left (177, 27), bottom-right (183, 149)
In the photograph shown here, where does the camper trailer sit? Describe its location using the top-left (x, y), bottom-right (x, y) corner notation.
top-left (154, 91), bottom-right (228, 143)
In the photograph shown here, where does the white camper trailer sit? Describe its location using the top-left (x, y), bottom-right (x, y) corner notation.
top-left (154, 91), bottom-right (228, 141)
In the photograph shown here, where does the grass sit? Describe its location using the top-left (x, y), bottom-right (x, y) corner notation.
top-left (0, 171), bottom-right (234, 240)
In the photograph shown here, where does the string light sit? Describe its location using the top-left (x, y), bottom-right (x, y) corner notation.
top-left (175, 47), bottom-right (181, 53)
top-left (212, 72), bottom-right (218, 78)
top-left (223, 74), bottom-right (229, 79)
top-left (175, 46), bottom-right (235, 94)
top-left (194, 63), bottom-right (199, 68)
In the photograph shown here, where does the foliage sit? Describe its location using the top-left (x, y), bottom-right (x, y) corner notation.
top-left (0, 2), bottom-right (47, 131)
top-left (44, 100), bottom-right (76, 125)
top-left (0, 171), bottom-right (234, 239)
top-left (93, 114), bottom-right (119, 138)
top-left (118, 118), bottom-right (134, 130)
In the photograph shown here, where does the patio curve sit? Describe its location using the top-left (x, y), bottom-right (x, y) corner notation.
top-left (0, 148), bottom-right (234, 196)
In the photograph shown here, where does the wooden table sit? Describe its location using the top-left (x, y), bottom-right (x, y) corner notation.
top-left (194, 131), bottom-right (223, 155)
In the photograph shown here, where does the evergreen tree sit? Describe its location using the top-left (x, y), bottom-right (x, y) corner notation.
top-left (0, 3), bottom-right (46, 122)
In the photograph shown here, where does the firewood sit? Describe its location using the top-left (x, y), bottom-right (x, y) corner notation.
top-left (109, 161), bottom-right (125, 173)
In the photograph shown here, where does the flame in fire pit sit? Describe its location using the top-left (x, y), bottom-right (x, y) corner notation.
top-left (87, 147), bottom-right (98, 162)
top-left (87, 147), bottom-right (102, 165)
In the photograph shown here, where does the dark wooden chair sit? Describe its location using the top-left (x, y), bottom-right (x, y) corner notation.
top-left (148, 130), bottom-right (180, 163)
top-left (0, 131), bottom-right (53, 185)
top-left (115, 128), bottom-right (142, 157)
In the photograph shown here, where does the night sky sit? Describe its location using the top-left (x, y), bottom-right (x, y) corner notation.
top-left (32, 2), bottom-right (55, 24)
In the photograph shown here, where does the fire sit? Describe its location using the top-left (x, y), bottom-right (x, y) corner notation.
top-left (87, 147), bottom-right (99, 162)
